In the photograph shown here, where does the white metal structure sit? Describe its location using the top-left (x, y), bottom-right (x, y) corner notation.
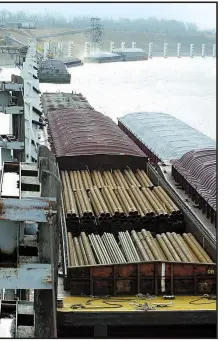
top-left (68, 41), bottom-right (74, 58)
top-left (190, 44), bottom-right (194, 58)
top-left (84, 42), bottom-right (90, 56)
top-left (202, 44), bottom-right (206, 58)
top-left (148, 43), bottom-right (153, 58)
top-left (164, 43), bottom-right (168, 58)
top-left (132, 42), bottom-right (136, 49)
top-left (121, 42), bottom-right (125, 49)
top-left (177, 43), bottom-right (181, 58)
top-left (21, 38), bottom-right (42, 163)
top-left (43, 41), bottom-right (50, 60)
top-left (110, 42), bottom-right (115, 52)
top-left (57, 41), bottom-right (63, 58)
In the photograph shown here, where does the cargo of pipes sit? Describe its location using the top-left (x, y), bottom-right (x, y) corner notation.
top-left (113, 48), bottom-right (148, 61)
top-left (84, 52), bottom-right (122, 63)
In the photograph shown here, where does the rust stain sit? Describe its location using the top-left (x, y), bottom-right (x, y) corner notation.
top-left (0, 201), bottom-right (4, 216)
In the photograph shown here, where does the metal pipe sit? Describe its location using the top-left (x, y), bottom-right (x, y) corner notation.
top-left (137, 232), bottom-right (155, 260)
top-left (156, 234), bottom-right (175, 261)
top-left (77, 170), bottom-right (84, 189)
top-left (141, 188), bottom-right (167, 216)
top-left (127, 168), bottom-right (141, 187)
top-left (68, 232), bottom-right (79, 266)
top-left (81, 170), bottom-right (89, 191)
top-left (88, 234), bottom-right (102, 264)
top-left (67, 232), bottom-right (76, 266)
top-left (176, 234), bottom-right (197, 263)
top-left (78, 236), bottom-right (89, 265)
top-left (101, 188), bottom-right (114, 215)
top-left (141, 229), bottom-right (161, 260)
top-left (119, 232), bottom-right (134, 262)
top-left (161, 233), bottom-right (181, 261)
top-left (153, 187), bottom-right (176, 215)
top-left (81, 232), bottom-right (96, 265)
top-left (131, 230), bottom-right (150, 261)
top-left (136, 169), bottom-right (153, 187)
top-left (183, 233), bottom-right (209, 263)
top-left (63, 190), bottom-right (71, 216)
top-left (157, 186), bottom-right (180, 212)
top-left (69, 171), bottom-right (76, 191)
top-left (125, 231), bottom-right (141, 261)
top-left (92, 234), bottom-right (107, 264)
top-left (166, 232), bottom-right (188, 262)
top-left (146, 231), bottom-right (166, 260)
top-left (85, 170), bottom-right (94, 189)
top-left (74, 191), bottom-right (83, 217)
top-left (76, 190), bottom-right (87, 216)
top-left (109, 233), bottom-right (126, 263)
top-left (102, 234), bottom-right (118, 263)
top-left (177, 235), bottom-right (199, 263)
top-left (92, 170), bottom-right (101, 188)
top-left (187, 233), bottom-right (213, 263)
top-left (127, 187), bottom-right (144, 217)
top-left (171, 233), bottom-right (192, 262)
top-left (73, 237), bottom-right (85, 266)
top-left (94, 187), bottom-right (110, 216)
top-left (96, 234), bottom-right (112, 264)
top-left (72, 171), bottom-right (80, 190)
top-left (107, 186), bottom-right (124, 214)
top-left (89, 188), bottom-right (104, 216)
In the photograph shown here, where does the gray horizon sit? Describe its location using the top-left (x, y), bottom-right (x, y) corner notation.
top-left (0, 2), bottom-right (216, 30)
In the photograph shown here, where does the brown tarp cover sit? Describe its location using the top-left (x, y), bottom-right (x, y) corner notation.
top-left (47, 108), bottom-right (146, 159)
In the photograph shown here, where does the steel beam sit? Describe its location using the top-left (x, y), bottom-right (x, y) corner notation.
top-left (0, 106), bottom-right (24, 114)
top-left (0, 197), bottom-right (56, 222)
top-left (0, 264), bottom-right (52, 289)
top-left (0, 140), bottom-right (24, 150)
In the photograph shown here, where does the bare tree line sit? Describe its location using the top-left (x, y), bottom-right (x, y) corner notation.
top-left (0, 9), bottom-right (215, 35)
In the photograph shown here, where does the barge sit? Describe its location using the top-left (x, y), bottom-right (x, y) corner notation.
top-left (42, 92), bottom-right (217, 338)
top-left (38, 59), bottom-right (71, 84)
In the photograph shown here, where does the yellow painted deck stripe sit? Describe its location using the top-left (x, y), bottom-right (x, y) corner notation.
top-left (58, 295), bottom-right (216, 313)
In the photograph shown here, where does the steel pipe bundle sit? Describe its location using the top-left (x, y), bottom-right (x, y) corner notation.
top-left (113, 169), bottom-right (130, 189)
top-left (102, 170), bottom-right (117, 189)
top-left (101, 186), bottom-right (125, 221)
top-left (135, 169), bottom-right (154, 188)
top-left (67, 230), bottom-right (214, 267)
top-left (118, 231), bottom-right (141, 262)
top-left (61, 168), bottom-right (182, 223)
top-left (89, 186), bottom-right (111, 222)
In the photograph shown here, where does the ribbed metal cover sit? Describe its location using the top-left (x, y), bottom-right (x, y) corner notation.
top-left (47, 108), bottom-right (146, 158)
top-left (172, 149), bottom-right (216, 210)
top-left (119, 112), bottom-right (216, 161)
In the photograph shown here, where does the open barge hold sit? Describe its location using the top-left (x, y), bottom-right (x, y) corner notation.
top-left (41, 92), bottom-right (216, 337)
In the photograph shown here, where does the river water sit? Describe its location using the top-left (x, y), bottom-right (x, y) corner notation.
top-left (0, 57), bottom-right (216, 139)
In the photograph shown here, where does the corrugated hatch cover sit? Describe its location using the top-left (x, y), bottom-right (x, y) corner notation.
top-left (47, 108), bottom-right (146, 169)
top-left (171, 149), bottom-right (216, 211)
top-left (119, 112), bottom-right (216, 161)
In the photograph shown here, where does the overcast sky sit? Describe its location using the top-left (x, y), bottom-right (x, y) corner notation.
top-left (0, 2), bottom-right (216, 30)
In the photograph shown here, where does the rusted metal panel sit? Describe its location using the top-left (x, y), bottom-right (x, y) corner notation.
top-left (0, 197), bottom-right (56, 222)
top-left (171, 149), bottom-right (216, 211)
top-left (68, 261), bottom-right (216, 296)
top-left (47, 108), bottom-right (146, 168)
